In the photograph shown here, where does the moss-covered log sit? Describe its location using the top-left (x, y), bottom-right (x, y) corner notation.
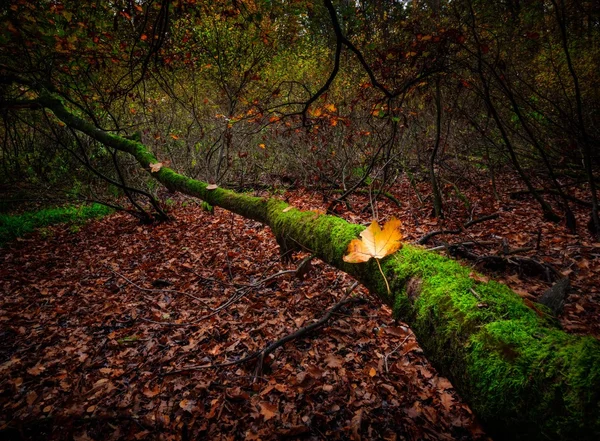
top-left (40, 93), bottom-right (600, 441)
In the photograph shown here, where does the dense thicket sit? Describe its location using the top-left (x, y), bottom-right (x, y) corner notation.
top-left (1, 0), bottom-right (598, 232)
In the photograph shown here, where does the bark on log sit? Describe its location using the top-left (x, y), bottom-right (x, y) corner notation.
top-left (39, 93), bottom-right (600, 441)
top-left (538, 278), bottom-right (571, 316)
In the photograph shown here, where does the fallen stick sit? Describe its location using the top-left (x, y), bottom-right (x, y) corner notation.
top-left (107, 267), bottom-right (214, 310)
top-left (161, 282), bottom-right (361, 378)
top-left (417, 213), bottom-right (500, 245)
top-left (510, 188), bottom-right (592, 207)
top-left (417, 229), bottom-right (462, 245)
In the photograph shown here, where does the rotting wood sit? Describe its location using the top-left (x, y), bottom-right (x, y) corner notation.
top-left (538, 277), bottom-right (571, 316)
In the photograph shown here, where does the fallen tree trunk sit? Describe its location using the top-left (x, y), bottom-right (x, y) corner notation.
top-left (39, 93), bottom-right (600, 441)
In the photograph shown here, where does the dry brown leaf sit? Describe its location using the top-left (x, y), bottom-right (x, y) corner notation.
top-left (401, 340), bottom-right (421, 355)
top-left (440, 391), bottom-right (455, 411)
top-left (0, 357), bottom-right (20, 372)
top-left (27, 363), bottom-right (45, 376)
top-left (306, 365), bottom-right (324, 378)
top-left (245, 431), bottom-right (261, 440)
top-left (149, 162), bottom-right (163, 173)
top-left (406, 401), bottom-right (422, 418)
top-left (274, 383), bottom-right (288, 393)
top-left (325, 354), bottom-right (344, 368)
top-left (179, 399), bottom-right (195, 412)
top-left (259, 384), bottom-right (275, 396)
top-left (350, 409), bottom-right (363, 440)
top-left (343, 218), bottom-right (403, 263)
top-left (384, 326), bottom-right (409, 337)
top-left (73, 431), bottom-right (95, 441)
top-left (206, 397), bottom-right (222, 419)
top-left (26, 391), bottom-right (37, 405)
top-left (470, 271), bottom-right (489, 284)
top-left (437, 377), bottom-right (453, 390)
top-left (417, 365), bottom-right (433, 379)
top-left (143, 385), bottom-right (160, 398)
top-left (259, 401), bottom-right (278, 421)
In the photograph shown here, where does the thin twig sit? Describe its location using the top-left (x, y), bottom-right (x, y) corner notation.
top-left (417, 229), bottom-right (462, 245)
top-left (162, 282), bottom-right (361, 377)
top-left (469, 288), bottom-right (482, 301)
top-left (417, 213), bottom-right (500, 245)
top-left (140, 269), bottom-right (298, 327)
top-left (384, 332), bottom-right (413, 373)
top-left (107, 267), bottom-right (214, 310)
top-left (463, 213), bottom-right (500, 228)
top-left (375, 259), bottom-right (391, 294)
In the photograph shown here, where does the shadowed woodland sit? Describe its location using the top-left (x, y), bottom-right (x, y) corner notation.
top-left (1, 1), bottom-right (600, 440)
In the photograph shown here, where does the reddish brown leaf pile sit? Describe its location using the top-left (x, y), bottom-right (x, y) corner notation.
top-left (1, 198), bottom-right (488, 440)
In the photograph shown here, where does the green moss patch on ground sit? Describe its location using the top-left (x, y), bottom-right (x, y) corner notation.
top-left (0, 203), bottom-right (112, 246)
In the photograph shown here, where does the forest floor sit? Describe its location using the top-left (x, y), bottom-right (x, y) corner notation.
top-left (1, 174), bottom-right (599, 441)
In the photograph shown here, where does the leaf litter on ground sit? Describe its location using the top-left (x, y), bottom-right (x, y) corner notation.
top-left (2, 173), bottom-right (599, 440)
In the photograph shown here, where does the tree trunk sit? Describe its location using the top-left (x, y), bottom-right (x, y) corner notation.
top-left (39, 92), bottom-right (600, 441)
top-left (430, 77), bottom-right (444, 218)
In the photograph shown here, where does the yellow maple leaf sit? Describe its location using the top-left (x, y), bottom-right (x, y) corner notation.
top-left (343, 218), bottom-right (403, 263)
top-left (343, 218), bottom-right (403, 294)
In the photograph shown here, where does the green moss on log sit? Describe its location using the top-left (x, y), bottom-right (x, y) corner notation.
top-left (379, 246), bottom-right (600, 440)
